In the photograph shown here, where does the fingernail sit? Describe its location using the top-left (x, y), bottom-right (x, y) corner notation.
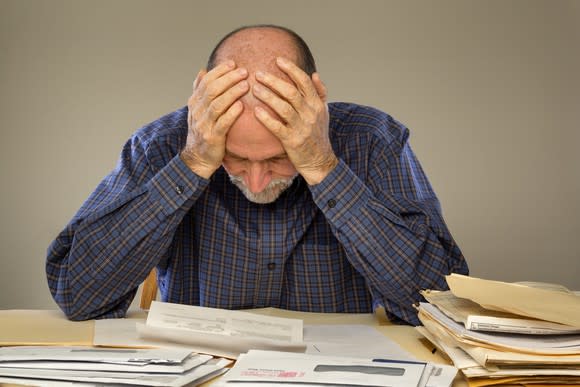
top-left (255, 71), bottom-right (265, 80)
top-left (276, 57), bottom-right (288, 66)
top-left (238, 68), bottom-right (247, 76)
top-left (226, 60), bottom-right (235, 68)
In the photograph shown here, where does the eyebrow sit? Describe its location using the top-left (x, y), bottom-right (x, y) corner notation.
top-left (225, 150), bottom-right (288, 161)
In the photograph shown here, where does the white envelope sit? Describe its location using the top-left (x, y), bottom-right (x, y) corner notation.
top-left (217, 350), bottom-right (427, 386)
top-left (0, 346), bottom-right (193, 364)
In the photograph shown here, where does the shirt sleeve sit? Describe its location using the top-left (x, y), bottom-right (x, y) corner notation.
top-left (309, 134), bottom-right (468, 326)
top-left (46, 132), bottom-right (209, 321)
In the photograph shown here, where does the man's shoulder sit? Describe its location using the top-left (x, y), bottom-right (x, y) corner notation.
top-left (329, 102), bottom-right (389, 120)
top-left (133, 106), bottom-right (189, 147)
top-left (328, 102), bottom-right (409, 145)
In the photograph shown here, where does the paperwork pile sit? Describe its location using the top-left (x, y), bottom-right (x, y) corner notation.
top-left (138, 302), bottom-right (459, 386)
top-left (417, 274), bottom-right (580, 386)
top-left (0, 346), bottom-right (231, 386)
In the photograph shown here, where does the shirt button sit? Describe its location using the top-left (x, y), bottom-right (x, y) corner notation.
top-left (327, 199), bottom-right (337, 208)
top-left (175, 185), bottom-right (184, 194)
top-left (267, 262), bottom-right (276, 271)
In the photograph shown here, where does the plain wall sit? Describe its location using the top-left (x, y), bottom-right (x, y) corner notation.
top-left (1, 0), bottom-right (578, 310)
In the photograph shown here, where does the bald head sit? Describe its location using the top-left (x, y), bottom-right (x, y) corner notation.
top-left (207, 24), bottom-right (316, 75)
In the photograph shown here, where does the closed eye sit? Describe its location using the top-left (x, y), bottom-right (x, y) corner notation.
top-left (269, 155), bottom-right (288, 162)
top-left (224, 153), bottom-right (247, 162)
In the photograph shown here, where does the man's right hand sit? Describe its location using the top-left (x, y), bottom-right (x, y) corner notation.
top-left (180, 60), bottom-right (249, 179)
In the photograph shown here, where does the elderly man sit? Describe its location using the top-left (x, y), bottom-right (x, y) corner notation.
top-left (46, 24), bottom-right (468, 325)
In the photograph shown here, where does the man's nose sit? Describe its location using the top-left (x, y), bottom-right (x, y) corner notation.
top-left (244, 162), bottom-right (272, 193)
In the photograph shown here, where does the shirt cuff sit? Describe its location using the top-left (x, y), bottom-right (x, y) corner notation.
top-left (147, 155), bottom-right (210, 214)
top-left (308, 159), bottom-right (371, 230)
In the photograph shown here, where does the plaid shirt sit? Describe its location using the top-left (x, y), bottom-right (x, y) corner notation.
top-left (46, 102), bottom-right (468, 325)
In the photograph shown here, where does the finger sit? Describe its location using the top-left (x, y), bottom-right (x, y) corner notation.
top-left (189, 69), bottom-right (207, 114)
top-left (275, 56), bottom-right (318, 101)
top-left (214, 100), bottom-right (244, 137)
top-left (206, 79), bottom-right (249, 121)
top-left (254, 105), bottom-right (290, 140)
top-left (312, 73), bottom-right (327, 102)
top-left (200, 66), bottom-right (248, 102)
top-left (193, 69), bottom-right (207, 90)
top-left (252, 83), bottom-right (300, 126)
top-left (199, 60), bottom-right (236, 87)
top-left (188, 71), bottom-right (206, 129)
top-left (255, 70), bottom-right (306, 113)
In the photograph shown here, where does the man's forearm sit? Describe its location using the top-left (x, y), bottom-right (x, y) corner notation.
top-left (46, 156), bottom-right (208, 320)
top-left (309, 160), bottom-right (468, 325)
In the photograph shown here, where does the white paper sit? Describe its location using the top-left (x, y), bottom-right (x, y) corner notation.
top-left (93, 317), bottom-right (151, 347)
top-left (419, 303), bottom-right (580, 354)
top-left (147, 301), bottom-right (303, 342)
top-left (138, 301), bottom-right (306, 358)
top-left (0, 357), bottom-right (232, 387)
top-left (419, 362), bottom-right (458, 387)
top-left (215, 349), bottom-right (427, 387)
top-left (0, 353), bottom-right (212, 373)
top-left (304, 324), bottom-right (416, 360)
top-left (0, 378), bottom-right (89, 386)
top-left (0, 346), bottom-right (192, 364)
top-left (415, 326), bottom-right (480, 370)
top-left (461, 365), bottom-right (580, 378)
top-left (93, 317), bottom-right (208, 355)
top-left (465, 314), bottom-right (580, 335)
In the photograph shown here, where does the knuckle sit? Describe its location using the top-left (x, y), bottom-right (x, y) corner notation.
top-left (288, 88), bottom-right (300, 103)
top-left (305, 114), bottom-right (317, 127)
top-left (205, 86), bottom-right (219, 100)
top-left (206, 103), bottom-right (221, 119)
top-left (281, 104), bottom-right (294, 118)
top-left (314, 103), bottom-right (324, 115)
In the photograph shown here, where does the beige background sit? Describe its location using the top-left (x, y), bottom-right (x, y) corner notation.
top-left (1, 0), bottom-right (578, 310)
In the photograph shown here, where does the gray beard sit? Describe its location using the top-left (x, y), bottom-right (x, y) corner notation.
top-left (228, 174), bottom-right (297, 204)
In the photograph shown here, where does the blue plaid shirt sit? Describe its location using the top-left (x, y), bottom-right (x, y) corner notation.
top-left (46, 102), bottom-right (468, 325)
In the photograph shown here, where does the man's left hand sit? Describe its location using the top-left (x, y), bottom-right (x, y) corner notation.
top-left (252, 57), bottom-right (339, 185)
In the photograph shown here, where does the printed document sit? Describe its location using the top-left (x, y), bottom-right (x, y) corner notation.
top-left (418, 303), bottom-right (580, 354)
top-left (138, 301), bottom-right (305, 358)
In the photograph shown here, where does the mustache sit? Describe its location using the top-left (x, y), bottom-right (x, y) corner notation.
top-left (228, 174), bottom-right (297, 204)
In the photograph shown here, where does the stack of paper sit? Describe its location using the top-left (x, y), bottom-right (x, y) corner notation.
top-left (213, 349), bottom-right (458, 387)
top-left (0, 346), bottom-right (231, 386)
top-left (416, 274), bottom-right (580, 386)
